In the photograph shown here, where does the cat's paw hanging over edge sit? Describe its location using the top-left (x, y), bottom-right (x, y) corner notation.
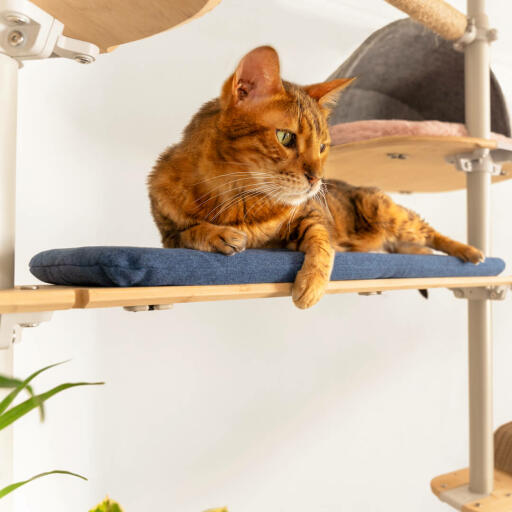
top-left (292, 269), bottom-right (328, 309)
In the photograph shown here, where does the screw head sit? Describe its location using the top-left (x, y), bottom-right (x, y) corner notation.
top-left (4, 12), bottom-right (30, 25)
top-left (73, 54), bottom-right (94, 64)
top-left (8, 30), bottom-right (24, 47)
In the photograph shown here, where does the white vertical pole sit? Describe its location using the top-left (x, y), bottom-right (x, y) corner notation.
top-left (0, 52), bottom-right (18, 512)
top-left (465, 0), bottom-right (493, 495)
top-left (0, 53), bottom-right (17, 291)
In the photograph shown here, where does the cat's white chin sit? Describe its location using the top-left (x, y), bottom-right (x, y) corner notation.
top-left (278, 193), bottom-right (309, 206)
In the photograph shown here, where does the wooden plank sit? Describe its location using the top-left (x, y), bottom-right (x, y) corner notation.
top-left (31, 0), bottom-right (222, 53)
top-left (431, 468), bottom-right (471, 497)
top-left (75, 275), bottom-right (512, 309)
top-left (432, 468), bottom-right (512, 512)
top-left (2, 275), bottom-right (510, 312)
top-left (325, 136), bottom-right (512, 193)
top-left (0, 286), bottom-right (77, 313)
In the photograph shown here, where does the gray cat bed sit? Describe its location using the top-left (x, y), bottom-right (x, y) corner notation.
top-left (327, 18), bottom-right (510, 136)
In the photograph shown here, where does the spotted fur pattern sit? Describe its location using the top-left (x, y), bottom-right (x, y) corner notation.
top-left (148, 46), bottom-right (483, 309)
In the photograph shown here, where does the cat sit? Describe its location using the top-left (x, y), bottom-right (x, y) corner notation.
top-left (148, 46), bottom-right (484, 309)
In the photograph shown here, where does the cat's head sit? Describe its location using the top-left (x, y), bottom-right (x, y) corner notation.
top-left (217, 46), bottom-right (354, 206)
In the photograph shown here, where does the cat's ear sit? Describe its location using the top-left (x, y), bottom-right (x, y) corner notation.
top-left (230, 46), bottom-right (284, 106)
top-left (304, 77), bottom-right (356, 107)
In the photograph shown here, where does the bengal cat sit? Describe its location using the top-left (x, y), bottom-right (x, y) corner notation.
top-left (148, 46), bottom-right (483, 309)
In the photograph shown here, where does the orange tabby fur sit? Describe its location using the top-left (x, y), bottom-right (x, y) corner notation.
top-left (148, 46), bottom-right (483, 309)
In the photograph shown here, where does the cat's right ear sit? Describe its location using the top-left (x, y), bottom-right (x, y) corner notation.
top-left (226, 46), bottom-right (284, 107)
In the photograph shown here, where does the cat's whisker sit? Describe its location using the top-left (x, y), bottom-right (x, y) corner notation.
top-left (191, 171), bottom-right (272, 187)
top-left (193, 177), bottom-right (275, 208)
top-left (286, 205), bottom-right (299, 236)
top-left (318, 185), bottom-right (334, 222)
top-left (243, 186), bottom-right (282, 219)
top-left (207, 184), bottom-right (279, 221)
top-left (212, 184), bottom-right (281, 220)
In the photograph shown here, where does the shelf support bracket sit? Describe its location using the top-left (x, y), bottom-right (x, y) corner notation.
top-left (0, 311), bottom-right (52, 350)
top-left (450, 285), bottom-right (509, 301)
top-left (445, 144), bottom-right (512, 177)
top-left (0, 0), bottom-right (99, 64)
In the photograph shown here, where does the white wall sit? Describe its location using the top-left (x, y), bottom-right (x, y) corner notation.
top-left (11, 1), bottom-right (512, 511)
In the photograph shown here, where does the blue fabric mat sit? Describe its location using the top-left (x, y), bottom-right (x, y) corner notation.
top-left (29, 247), bottom-right (506, 287)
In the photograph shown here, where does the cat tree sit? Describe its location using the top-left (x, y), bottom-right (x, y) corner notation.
top-left (1, 0), bottom-right (512, 510)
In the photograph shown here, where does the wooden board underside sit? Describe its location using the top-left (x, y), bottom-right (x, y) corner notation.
top-left (326, 136), bottom-right (512, 193)
top-left (432, 468), bottom-right (512, 512)
top-left (1, 275), bottom-right (511, 313)
top-left (31, 0), bottom-right (222, 53)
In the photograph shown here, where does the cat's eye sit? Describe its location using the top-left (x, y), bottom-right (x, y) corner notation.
top-left (276, 130), bottom-right (296, 148)
top-left (320, 143), bottom-right (327, 153)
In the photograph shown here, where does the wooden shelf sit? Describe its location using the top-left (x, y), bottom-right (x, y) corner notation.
top-left (0, 286), bottom-right (77, 314)
top-left (432, 468), bottom-right (512, 511)
top-left (32, 0), bottom-right (222, 53)
top-left (1, 276), bottom-right (511, 313)
top-left (325, 136), bottom-right (512, 193)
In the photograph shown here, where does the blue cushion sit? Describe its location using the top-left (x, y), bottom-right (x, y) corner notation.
top-left (29, 247), bottom-right (506, 287)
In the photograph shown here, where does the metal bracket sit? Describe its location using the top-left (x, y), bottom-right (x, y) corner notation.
top-left (123, 304), bottom-right (173, 312)
top-left (454, 17), bottom-right (498, 52)
top-left (0, 310), bottom-right (52, 349)
top-left (0, 0), bottom-right (99, 64)
top-left (450, 286), bottom-right (509, 301)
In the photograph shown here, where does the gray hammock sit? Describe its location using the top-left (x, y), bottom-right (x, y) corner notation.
top-left (328, 18), bottom-right (510, 137)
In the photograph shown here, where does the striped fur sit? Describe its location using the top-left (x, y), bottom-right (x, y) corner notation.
top-left (148, 46), bottom-right (483, 309)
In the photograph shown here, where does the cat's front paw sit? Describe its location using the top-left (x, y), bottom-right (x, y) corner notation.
top-left (292, 269), bottom-right (329, 309)
top-left (210, 227), bottom-right (247, 255)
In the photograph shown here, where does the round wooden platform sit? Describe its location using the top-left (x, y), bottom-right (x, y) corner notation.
top-left (32, 0), bottom-right (222, 53)
top-left (326, 136), bottom-right (512, 193)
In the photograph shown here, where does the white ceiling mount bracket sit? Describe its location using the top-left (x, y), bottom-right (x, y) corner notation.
top-left (0, 311), bottom-right (53, 349)
top-left (450, 285), bottom-right (509, 301)
top-left (0, 0), bottom-right (99, 63)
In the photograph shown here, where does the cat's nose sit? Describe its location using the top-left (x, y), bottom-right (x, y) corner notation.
top-left (304, 171), bottom-right (320, 185)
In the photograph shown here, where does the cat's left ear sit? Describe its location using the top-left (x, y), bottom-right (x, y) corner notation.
top-left (304, 77), bottom-right (356, 107)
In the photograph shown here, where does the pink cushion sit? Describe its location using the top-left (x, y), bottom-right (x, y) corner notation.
top-left (329, 120), bottom-right (512, 146)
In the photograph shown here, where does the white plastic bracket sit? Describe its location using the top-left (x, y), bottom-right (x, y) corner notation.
top-left (450, 285), bottom-right (509, 301)
top-left (0, 310), bottom-right (52, 349)
top-left (0, 0), bottom-right (99, 64)
top-left (454, 17), bottom-right (498, 52)
top-left (446, 146), bottom-right (512, 177)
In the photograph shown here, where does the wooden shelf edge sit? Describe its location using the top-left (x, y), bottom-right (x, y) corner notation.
top-left (0, 275), bottom-right (510, 312)
top-left (431, 468), bottom-right (512, 511)
top-left (0, 286), bottom-right (77, 314)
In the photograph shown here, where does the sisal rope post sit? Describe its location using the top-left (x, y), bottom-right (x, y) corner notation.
top-left (384, 0), bottom-right (467, 40)
top-left (495, 422), bottom-right (512, 475)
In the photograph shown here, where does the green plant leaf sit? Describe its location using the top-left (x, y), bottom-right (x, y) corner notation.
top-left (89, 497), bottom-right (124, 512)
top-left (0, 470), bottom-right (87, 499)
top-left (0, 381), bottom-right (104, 431)
top-left (0, 375), bottom-right (27, 389)
top-left (0, 360), bottom-right (70, 420)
